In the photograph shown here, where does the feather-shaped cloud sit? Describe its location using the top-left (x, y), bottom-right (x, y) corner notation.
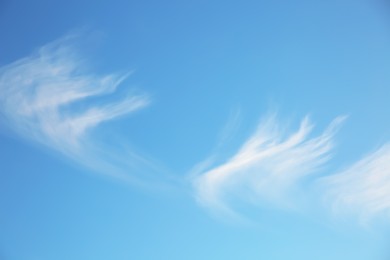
top-left (0, 34), bottom-right (164, 185)
top-left (193, 114), bottom-right (345, 218)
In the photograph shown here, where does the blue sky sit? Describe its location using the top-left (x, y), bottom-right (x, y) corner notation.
top-left (1, 0), bottom-right (390, 259)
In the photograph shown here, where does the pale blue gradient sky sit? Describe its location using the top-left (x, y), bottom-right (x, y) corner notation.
top-left (1, 0), bottom-right (390, 259)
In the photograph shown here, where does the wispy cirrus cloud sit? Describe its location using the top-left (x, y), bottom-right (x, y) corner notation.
top-left (192, 113), bottom-right (345, 218)
top-left (320, 144), bottom-right (390, 225)
top-left (0, 34), bottom-right (166, 185)
top-left (5, 33), bottom-right (390, 227)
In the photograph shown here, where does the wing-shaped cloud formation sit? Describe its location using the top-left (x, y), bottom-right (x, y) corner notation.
top-left (0, 34), bottom-right (167, 185)
top-left (320, 144), bottom-right (390, 224)
top-left (193, 114), bottom-right (345, 218)
top-left (0, 35), bottom-right (148, 150)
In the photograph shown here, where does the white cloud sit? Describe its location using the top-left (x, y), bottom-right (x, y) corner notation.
top-left (7, 34), bottom-right (389, 226)
top-left (0, 34), bottom-right (165, 185)
top-left (192, 114), bottom-right (345, 218)
top-left (320, 144), bottom-right (390, 224)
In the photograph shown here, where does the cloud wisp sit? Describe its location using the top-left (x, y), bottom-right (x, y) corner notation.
top-left (192, 114), bottom-right (345, 218)
top-left (0, 34), bottom-right (166, 185)
top-left (320, 144), bottom-right (390, 225)
top-left (4, 34), bottom-right (390, 227)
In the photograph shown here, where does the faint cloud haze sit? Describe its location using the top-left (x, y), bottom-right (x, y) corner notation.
top-left (320, 144), bottom-right (390, 225)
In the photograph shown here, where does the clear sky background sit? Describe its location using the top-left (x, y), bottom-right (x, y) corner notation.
top-left (1, 0), bottom-right (390, 259)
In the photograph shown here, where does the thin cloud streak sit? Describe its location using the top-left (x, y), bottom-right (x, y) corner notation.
top-left (0, 37), bottom-right (148, 150)
top-left (193, 114), bottom-right (345, 218)
top-left (0, 34), bottom-right (164, 185)
top-left (320, 144), bottom-right (390, 224)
